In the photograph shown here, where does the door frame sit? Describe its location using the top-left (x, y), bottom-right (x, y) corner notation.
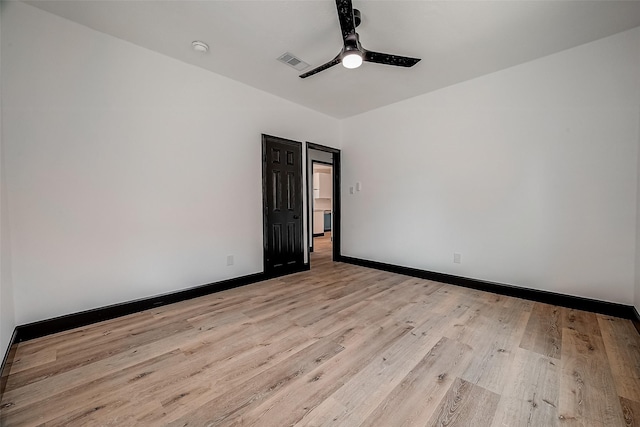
top-left (262, 134), bottom-right (306, 277)
top-left (306, 142), bottom-right (342, 262)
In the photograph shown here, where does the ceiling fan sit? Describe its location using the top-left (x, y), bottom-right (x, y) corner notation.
top-left (299, 0), bottom-right (421, 79)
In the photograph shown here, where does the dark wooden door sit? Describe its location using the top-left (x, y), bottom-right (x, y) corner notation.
top-left (262, 135), bottom-right (304, 275)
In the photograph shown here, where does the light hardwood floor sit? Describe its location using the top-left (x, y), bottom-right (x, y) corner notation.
top-left (1, 235), bottom-right (639, 426)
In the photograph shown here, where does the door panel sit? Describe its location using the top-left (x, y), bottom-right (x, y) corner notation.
top-left (263, 135), bottom-right (304, 275)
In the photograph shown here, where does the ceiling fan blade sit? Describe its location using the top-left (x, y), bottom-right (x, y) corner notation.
top-left (336, 0), bottom-right (356, 41)
top-left (364, 50), bottom-right (421, 67)
top-left (299, 55), bottom-right (342, 79)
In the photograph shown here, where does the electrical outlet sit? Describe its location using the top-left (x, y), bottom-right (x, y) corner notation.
top-left (227, 255), bottom-right (234, 266)
top-left (453, 253), bottom-right (461, 264)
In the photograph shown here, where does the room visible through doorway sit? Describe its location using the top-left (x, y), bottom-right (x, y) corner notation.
top-left (312, 162), bottom-right (333, 263)
top-left (306, 142), bottom-right (341, 265)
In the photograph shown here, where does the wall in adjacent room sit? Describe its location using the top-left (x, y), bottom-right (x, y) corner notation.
top-left (2, 2), bottom-right (339, 325)
top-left (308, 149), bottom-right (333, 250)
top-left (341, 27), bottom-right (640, 305)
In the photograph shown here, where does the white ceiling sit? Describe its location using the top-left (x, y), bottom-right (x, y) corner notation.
top-left (26, 1), bottom-right (640, 119)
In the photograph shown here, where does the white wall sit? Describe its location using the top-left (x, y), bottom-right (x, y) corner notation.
top-left (636, 105), bottom-right (640, 313)
top-left (342, 27), bottom-right (640, 305)
top-left (1, 1), bottom-right (17, 358)
top-left (2, 2), bottom-right (639, 340)
top-left (0, 119), bottom-right (15, 361)
top-left (2, 2), bottom-right (339, 325)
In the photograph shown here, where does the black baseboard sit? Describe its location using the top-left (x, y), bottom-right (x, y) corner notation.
top-left (633, 306), bottom-right (640, 336)
top-left (0, 329), bottom-right (18, 397)
top-left (8, 254), bottom-right (638, 351)
top-left (263, 263), bottom-right (310, 281)
top-left (313, 233), bottom-right (325, 238)
top-left (15, 261), bottom-right (312, 344)
top-left (15, 271), bottom-right (270, 343)
top-left (339, 256), bottom-right (637, 320)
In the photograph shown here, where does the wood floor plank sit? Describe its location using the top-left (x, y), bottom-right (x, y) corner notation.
top-left (444, 294), bottom-right (530, 395)
top-left (235, 314), bottom-right (415, 426)
top-left (5, 347), bottom-right (56, 375)
top-left (490, 347), bottom-right (560, 427)
top-left (5, 318), bottom-right (195, 392)
top-left (359, 337), bottom-right (474, 427)
top-left (597, 315), bottom-right (640, 402)
top-left (1, 236), bottom-right (638, 426)
top-left (519, 302), bottom-right (563, 359)
top-left (558, 328), bottom-right (625, 426)
top-left (135, 326), bottom-right (317, 424)
top-left (426, 377), bottom-right (501, 427)
top-left (562, 308), bottom-right (602, 337)
top-left (165, 335), bottom-right (345, 426)
top-left (2, 310), bottom-right (282, 414)
top-left (298, 301), bottom-right (471, 425)
top-left (619, 396), bottom-right (640, 427)
top-left (1, 348), bottom-right (187, 426)
top-left (290, 274), bottom-right (406, 328)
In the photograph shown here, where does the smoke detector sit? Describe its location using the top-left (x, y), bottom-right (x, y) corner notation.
top-left (192, 41), bottom-right (209, 53)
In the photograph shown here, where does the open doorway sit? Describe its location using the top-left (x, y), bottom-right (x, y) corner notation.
top-left (306, 142), bottom-right (341, 265)
top-left (312, 162), bottom-right (333, 260)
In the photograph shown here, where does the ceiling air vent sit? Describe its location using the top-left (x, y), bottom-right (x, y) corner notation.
top-left (277, 52), bottom-right (310, 71)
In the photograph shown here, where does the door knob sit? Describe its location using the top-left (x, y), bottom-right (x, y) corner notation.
top-left (293, 215), bottom-right (300, 219)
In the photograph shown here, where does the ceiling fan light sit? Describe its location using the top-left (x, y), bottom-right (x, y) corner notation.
top-left (342, 52), bottom-right (363, 69)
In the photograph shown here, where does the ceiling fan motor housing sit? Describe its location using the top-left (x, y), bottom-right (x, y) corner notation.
top-left (343, 33), bottom-right (362, 55)
top-left (353, 9), bottom-right (361, 28)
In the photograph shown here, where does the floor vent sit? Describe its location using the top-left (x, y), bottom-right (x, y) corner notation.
top-left (277, 52), bottom-right (310, 71)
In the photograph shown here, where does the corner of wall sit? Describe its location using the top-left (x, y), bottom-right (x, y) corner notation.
top-left (1, 2), bottom-right (18, 360)
top-left (635, 106), bottom-right (640, 315)
top-left (634, 28), bottom-right (640, 316)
